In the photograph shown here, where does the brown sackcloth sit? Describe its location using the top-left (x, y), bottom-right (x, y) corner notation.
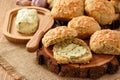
top-left (0, 35), bottom-right (120, 80)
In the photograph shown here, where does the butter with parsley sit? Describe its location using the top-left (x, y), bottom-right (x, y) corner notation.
top-left (53, 38), bottom-right (92, 64)
top-left (55, 43), bottom-right (87, 59)
top-left (15, 8), bottom-right (39, 34)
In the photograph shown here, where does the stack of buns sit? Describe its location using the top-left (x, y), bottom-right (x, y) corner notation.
top-left (42, 0), bottom-right (120, 64)
top-left (51, 0), bottom-right (118, 25)
top-left (15, 0), bottom-right (120, 78)
top-left (37, 0), bottom-right (120, 79)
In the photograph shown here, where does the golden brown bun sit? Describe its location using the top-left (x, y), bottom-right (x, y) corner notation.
top-left (51, 0), bottom-right (84, 21)
top-left (53, 38), bottom-right (92, 64)
top-left (85, 0), bottom-right (115, 25)
top-left (68, 16), bottom-right (101, 39)
top-left (42, 26), bottom-right (78, 47)
top-left (110, 0), bottom-right (120, 13)
top-left (90, 29), bottom-right (120, 55)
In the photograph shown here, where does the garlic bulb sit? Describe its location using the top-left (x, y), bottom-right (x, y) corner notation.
top-left (32, 0), bottom-right (48, 8)
top-left (16, 0), bottom-right (32, 6)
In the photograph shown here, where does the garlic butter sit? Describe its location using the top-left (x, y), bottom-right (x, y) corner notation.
top-left (54, 43), bottom-right (87, 59)
top-left (53, 38), bottom-right (92, 64)
top-left (15, 8), bottom-right (39, 34)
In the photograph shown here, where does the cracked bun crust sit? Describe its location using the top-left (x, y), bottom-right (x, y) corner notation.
top-left (51, 0), bottom-right (84, 21)
top-left (42, 26), bottom-right (78, 47)
top-left (53, 38), bottom-right (92, 64)
top-left (90, 29), bottom-right (120, 55)
top-left (68, 16), bottom-right (101, 39)
top-left (85, 0), bottom-right (115, 25)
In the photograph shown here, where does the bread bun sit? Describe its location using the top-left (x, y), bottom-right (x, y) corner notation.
top-left (51, 0), bottom-right (84, 21)
top-left (53, 38), bottom-right (92, 64)
top-left (85, 0), bottom-right (115, 25)
top-left (42, 26), bottom-right (78, 47)
top-left (90, 29), bottom-right (120, 55)
top-left (68, 16), bottom-right (101, 39)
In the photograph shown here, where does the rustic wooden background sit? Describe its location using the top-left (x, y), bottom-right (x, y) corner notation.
top-left (0, 0), bottom-right (17, 80)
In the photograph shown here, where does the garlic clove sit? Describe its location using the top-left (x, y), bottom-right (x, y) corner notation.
top-left (16, 0), bottom-right (32, 6)
top-left (32, 0), bottom-right (48, 8)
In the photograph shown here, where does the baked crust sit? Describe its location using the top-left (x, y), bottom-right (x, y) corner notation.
top-left (90, 29), bottom-right (120, 55)
top-left (110, 0), bottom-right (120, 13)
top-left (42, 26), bottom-right (78, 47)
top-left (85, 0), bottom-right (115, 25)
top-left (68, 16), bottom-right (101, 39)
top-left (51, 0), bottom-right (84, 21)
top-left (53, 38), bottom-right (92, 64)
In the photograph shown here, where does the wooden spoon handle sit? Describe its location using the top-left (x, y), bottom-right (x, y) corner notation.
top-left (26, 15), bottom-right (54, 52)
top-left (26, 31), bottom-right (44, 52)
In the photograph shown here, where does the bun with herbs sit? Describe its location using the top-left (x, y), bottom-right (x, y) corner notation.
top-left (68, 16), bottom-right (101, 39)
top-left (51, 0), bottom-right (84, 21)
top-left (42, 26), bottom-right (78, 47)
top-left (85, 0), bottom-right (115, 25)
top-left (90, 29), bottom-right (120, 55)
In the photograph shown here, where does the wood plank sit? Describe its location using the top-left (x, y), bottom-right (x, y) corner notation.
top-left (0, 66), bottom-right (14, 80)
top-left (0, 0), bottom-right (18, 37)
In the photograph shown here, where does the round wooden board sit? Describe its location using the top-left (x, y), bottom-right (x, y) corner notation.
top-left (37, 46), bottom-right (119, 79)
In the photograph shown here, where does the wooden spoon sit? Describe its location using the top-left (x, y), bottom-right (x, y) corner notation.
top-left (26, 15), bottom-right (54, 52)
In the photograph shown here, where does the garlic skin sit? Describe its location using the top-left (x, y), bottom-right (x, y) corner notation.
top-left (16, 0), bottom-right (32, 6)
top-left (32, 0), bottom-right (48, 8)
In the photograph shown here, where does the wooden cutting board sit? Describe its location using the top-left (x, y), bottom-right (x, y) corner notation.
top-left (37, 46), bottom-right (119, 79)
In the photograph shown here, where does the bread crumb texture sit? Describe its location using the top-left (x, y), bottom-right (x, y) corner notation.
top-left (53, 38), bottom-right (92, 64)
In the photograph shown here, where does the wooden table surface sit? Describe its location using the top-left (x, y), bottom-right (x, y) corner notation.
top-left (0, 0), bottom-right (120, 80)
top-left (0, 0), bottom-right (18, 80)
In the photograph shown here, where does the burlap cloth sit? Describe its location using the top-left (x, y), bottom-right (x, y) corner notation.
top-left (0, 35), bottom-right (120, 80)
